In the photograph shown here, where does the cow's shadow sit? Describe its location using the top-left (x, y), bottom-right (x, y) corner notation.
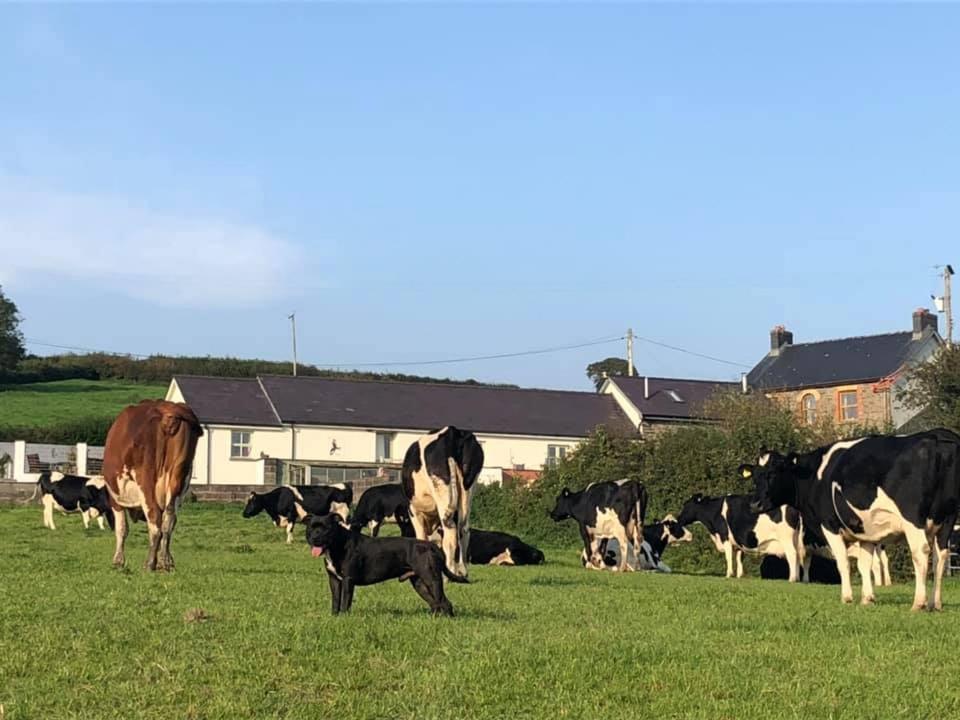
top-left (379, 606), bottom-right (518, 621)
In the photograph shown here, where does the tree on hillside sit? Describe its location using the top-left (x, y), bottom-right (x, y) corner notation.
top-left (0, 285), bottom-right (25, 372)
top-left (585, 357), bottom-right (629, 391)
top-left (897, 344), bottom-right (960, 433)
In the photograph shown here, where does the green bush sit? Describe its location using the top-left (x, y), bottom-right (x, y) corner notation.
top-left (0, 417), bottom-right (114, 445)
top-left (12, 353), bottom-right (516, 387)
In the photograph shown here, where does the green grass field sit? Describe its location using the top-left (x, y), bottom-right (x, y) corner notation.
top-left (0, 379), bottom-right (166, 427)
top-left (2, 503), bottom-right (958, 720)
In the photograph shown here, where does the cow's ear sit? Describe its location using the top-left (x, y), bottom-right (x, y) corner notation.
top-left (738, 464), bottom-right (753, 479)
top-left (160, 412), bottom-right (183, 436)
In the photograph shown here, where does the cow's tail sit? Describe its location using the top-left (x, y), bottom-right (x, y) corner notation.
top-left (445, 457), bottom-right (462, 526)
top-left (441, 565), bottom-right (470, 584)
top-left (632, 482), bottom-right (647, 552)
top-left (27, 472), bottom-right (53, 505)
top-left (27, 480), bottom-right (42, 504)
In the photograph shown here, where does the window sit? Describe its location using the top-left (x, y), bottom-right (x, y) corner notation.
top-left (375, 432), bottom-right (395, 461)
top-left (838, 390), bottom-right (859, 421)
top-left (230, 431), bottom-right (252, 458)
top-left (801, 394), bottom-right (817, 425)
top-left (288, 465), bottom-right (305, 484)
top-left (546, 445), bottom-right (568, 467)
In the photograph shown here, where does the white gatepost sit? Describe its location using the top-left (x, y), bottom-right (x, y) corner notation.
top-left (76, 443), bottom-right (88, 476)
top-left (13, 440), bottom-right (26, 482)
top-left (255, 458), bottom-right (266, 485)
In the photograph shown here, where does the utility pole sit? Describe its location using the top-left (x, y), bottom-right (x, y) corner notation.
top-left (288, 312), bottom-right (298, 376)
top-left (945, 265), bottom-right (954, 344)
top-left (626, 328), bottom-right (634, 377)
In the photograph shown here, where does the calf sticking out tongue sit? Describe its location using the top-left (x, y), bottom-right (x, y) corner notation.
top-left (311, 546), bottom-right (324, 558)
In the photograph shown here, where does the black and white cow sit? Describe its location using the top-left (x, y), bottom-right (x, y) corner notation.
top-left (30, 471), bottom-right (113, 530)
top-left (467, 529), bottom-right (545, 566)
top-left (351, 483), bottom-right (414, 537)
top-left (242, 484), bottom-right (353, 544)
top-left (595, 515), bottom-right (693, 572)
top-left (799, 525), bottom-right (892, 587)
top-left (402, 426), bottom-right (484, 578)
top-left (548, 479), bottom-right (647, 572)
top-left (676, 493), bottom-right (803, 580)
top-left (746, 430), bottom-right (960, 610)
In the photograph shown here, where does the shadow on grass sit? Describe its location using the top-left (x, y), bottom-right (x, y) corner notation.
top-left (379, 606), bottom-right (518, 621)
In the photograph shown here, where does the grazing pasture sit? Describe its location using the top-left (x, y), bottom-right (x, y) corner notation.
top-left (0, 379), bottom-right (166, 427)
top-left (1, 503), bottom-right (958, 720)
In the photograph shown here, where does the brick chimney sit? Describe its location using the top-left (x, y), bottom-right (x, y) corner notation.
top-left (912, 308), bottom-right (938, 340)
top-left (769, 325), bottom-right (793, 356)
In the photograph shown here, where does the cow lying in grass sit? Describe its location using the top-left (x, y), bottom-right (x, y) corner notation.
top-left (304, 513), bottom-right (467, 616)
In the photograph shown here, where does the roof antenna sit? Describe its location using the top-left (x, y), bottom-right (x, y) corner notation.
top-left (288, 312), bottom-right (298, 377)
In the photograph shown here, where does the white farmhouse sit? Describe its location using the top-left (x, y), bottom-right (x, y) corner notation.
top-left (166, 375), bottom-right (644, 490)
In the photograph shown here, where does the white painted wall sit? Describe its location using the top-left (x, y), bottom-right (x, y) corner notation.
top-left (193, 423), bottom-right (586, 485)
top-left (167, 377), bottom-right (592, 485)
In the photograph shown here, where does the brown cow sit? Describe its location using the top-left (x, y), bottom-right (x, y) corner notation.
top-left (102, 400), bottom-right (203, 571)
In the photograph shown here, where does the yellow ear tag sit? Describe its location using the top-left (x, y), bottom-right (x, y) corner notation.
top-left (741, 468), bottom-right (752, 479)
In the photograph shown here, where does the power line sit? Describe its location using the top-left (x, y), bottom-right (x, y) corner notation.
top-left (311, 335), bottom-right (627, 368)
top-left (633, 335), bottom-right (751, 368)
top-left (25, 331), bottom-right (751, 371)
top-left (25, 339), bottom-right (150, 359)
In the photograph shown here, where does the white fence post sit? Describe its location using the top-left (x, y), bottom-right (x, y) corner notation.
top-left (255, 458), bottom-right (266, 485)
top-left (14, 440), bottom-right (26, 482)
top-left (76, 443), bottom-right (88, 476)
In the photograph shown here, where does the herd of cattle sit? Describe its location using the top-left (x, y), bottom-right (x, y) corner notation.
top-left (24, 399), bottom-right (960, 614)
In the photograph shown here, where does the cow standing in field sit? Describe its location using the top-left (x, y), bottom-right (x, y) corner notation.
top-left (31, 471), bottom-right (113, 530)
top-left (800, 526), bottom-right (892, 587)
top-left (102, 400), bottom-right (203, 571)
top-left (594, 515), bottom-right (692, 572)
top-left (243, 484), bottom-right (353, 543)
top-left (401, 427), bottom-right (484, 579)
top-left (676, 493), bottom-right (803, 581)
top-left (548, 479), bottom-right (647, 572)
top-left (746, 430), bottom-right (960, 610)
top-left (350, 483), bottom-right (414, 537)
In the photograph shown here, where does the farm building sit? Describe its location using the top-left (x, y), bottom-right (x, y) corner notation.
top-left (164, 374), bottom-right (732, 489)
top-left (747, 308), bottom-right (942, 429)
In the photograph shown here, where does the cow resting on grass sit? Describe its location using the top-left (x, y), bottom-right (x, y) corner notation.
top-left (102, 400), bottom-right (203, 571)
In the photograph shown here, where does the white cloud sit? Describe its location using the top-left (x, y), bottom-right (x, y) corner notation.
top-left (0, 178), bottom-right (304, 308)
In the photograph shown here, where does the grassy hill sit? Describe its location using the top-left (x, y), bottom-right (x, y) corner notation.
top-left (0, 379), bottom-right (166, 442)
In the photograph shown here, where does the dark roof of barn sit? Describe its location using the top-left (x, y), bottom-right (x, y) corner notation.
top-left (747, 331), bottom-right (936, 391)
top-left (608, 376), bottom-right (739, 420)
top-left (173, 375), bottom-right (636, 438)
top-left (173, 377), bottom-right (281, 426)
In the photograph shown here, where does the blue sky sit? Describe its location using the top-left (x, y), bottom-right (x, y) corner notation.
top-left (1, 4), bottom-right (957, 391)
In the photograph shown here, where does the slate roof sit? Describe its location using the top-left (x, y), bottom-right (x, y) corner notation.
top-left (609, 376), bottom-right (739, 420)
top-left (747, 331), bottom-right (936, 391)
top-left (173, 377), bottom-right (280, 427)
top-left (174, 375), bottom-right (636, 438)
